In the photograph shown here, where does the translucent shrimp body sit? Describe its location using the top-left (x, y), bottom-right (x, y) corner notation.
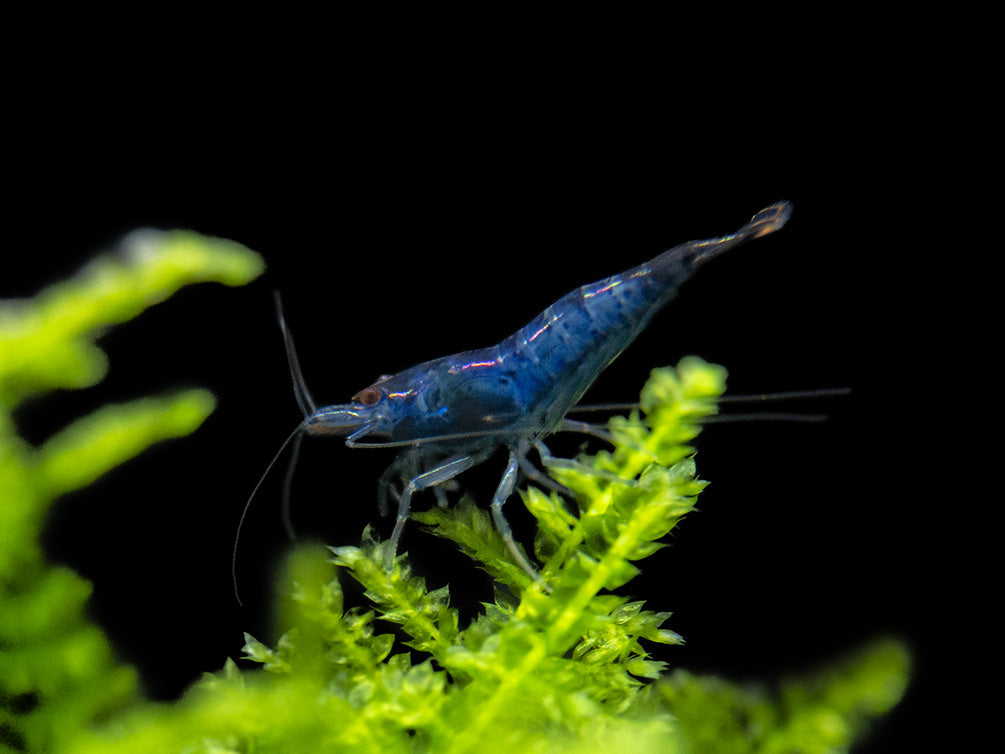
top-left (281, 203), bottom-right (792, 581)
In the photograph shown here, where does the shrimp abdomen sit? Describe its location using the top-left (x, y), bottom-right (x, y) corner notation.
top-left (502, 202), bottom-right (793, 429)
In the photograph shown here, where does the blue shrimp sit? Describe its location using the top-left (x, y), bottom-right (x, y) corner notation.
top-left (255, 202), bottom-right (792, 586)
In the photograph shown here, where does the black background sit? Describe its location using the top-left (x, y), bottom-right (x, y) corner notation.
top-left (6, 60), bottom-right (957, 752)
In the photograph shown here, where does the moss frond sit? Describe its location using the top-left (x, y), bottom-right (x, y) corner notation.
top-left (658, 639), bottom-right (911, 754)
top-left (0, 230), bottom-right (262, 752)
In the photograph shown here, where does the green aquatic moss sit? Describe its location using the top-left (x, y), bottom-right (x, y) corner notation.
top-left (0, 230), bottom-right (263, 752)
top-left (659, 639), bottom-right (910, 754)
top-left (2, 240), bottom-right (908, 753)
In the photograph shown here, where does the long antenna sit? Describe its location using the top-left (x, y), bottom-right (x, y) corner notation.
top-left (233, 295), bottom-right (320, 607)
top-left (718, 387), bottom-right (852, 403)
top-left (567, 387), bottom-right (852, 420)
top-left (233, 421), bottom-right (307, 607)
top-left (274, 291), bottom-right (317, 416)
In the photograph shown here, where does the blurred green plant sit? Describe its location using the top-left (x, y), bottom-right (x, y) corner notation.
top-left (1, 239), bottom-right (908, 753)
top-left (1, 230), bottom-right (264, 751)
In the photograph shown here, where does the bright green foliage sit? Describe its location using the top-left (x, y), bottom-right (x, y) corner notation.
top-left (54, 358), bottom-right (907, 754)
top-left (659, 639), bottom-right (911, 753)
top-left (0, 231), bottom-right (263, 752)
top-left (2, 246), bottom-right (909, 754)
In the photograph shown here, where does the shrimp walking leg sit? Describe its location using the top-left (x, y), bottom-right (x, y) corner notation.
top-left (533, 439), bottom-right (638, 487)
top-left (491, 449), bottom-right (544, 584)
top-left (515, 436), bottom-right (570, 497)
top-left (377, 455), bottom-right (409, 517)
top-left (559, 418), bottom-right (618, 445)
top-left (388, 453), bottom-right (484, 567)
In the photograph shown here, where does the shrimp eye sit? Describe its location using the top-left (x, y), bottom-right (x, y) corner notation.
top-left (353, 386), bottom-right (382, 405)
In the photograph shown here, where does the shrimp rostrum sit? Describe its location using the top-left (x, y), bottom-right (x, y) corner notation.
top-left (266, 202), bottom-right (792, 582)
